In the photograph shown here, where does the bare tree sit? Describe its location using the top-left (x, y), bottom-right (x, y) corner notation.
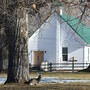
top-left (0, 0), bottom-right (30, 83)
top-left (0, 0), bottom-right (52, 84)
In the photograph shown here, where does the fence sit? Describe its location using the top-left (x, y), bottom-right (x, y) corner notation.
top-left (29, 62), bottom-right (90, 73)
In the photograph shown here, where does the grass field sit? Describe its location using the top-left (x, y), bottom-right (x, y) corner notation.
top-left (0, 83), bottom-right (90, 90)
top-left (30, 72), bottom-right (90, 79)
top-left (0, 72), bottom-right (90, 90)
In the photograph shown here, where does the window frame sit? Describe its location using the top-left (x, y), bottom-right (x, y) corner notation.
top-left (62, 47), bottom-right (68, 61)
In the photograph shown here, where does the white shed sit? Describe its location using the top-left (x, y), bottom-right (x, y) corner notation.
top-left (28, 12), bottom-right (90, 70)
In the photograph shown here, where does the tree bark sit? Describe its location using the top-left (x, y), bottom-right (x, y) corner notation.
top-left (4, 1), bottom-right (29, 84)
top-left (0, 27), bottom-right (3, 72)
top-left (6, 40), bottom-right (29, 83)
top-left (0, 48), bottom-right (3, 72)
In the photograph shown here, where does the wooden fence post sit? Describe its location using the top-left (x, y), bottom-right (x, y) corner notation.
top-left (72, 57), bottom-right (74, 73)
top-left (69, 57), bottom-right (77, 73)
top-left (49, 63), bottom-right (52, 72)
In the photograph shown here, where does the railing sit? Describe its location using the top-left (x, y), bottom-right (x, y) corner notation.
top-left (29, 63), bottom-right (90, 73)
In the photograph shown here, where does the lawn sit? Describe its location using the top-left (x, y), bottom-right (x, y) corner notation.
top-left (0, 71), bottom-right (90, 79)
top-left (30, 72), bottom-right (90, 80)
top-left (0, 72), bottom-right (90, 90)
top-left (0, 83), bottom-right (90, 90)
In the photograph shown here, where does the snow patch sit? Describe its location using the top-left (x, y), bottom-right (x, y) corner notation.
top-left (0, 77), bottom-right (90, 84)
top-left (40, 77), bottom-right (90, 83)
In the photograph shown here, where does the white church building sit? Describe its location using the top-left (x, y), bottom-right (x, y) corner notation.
top-left (28, 12), bottom-right (90, 70)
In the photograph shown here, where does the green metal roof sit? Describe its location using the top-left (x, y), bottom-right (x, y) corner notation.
top-left (60, 14), bottom-right (90, 44)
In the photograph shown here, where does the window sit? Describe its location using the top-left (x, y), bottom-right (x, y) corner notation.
top-left (62, 47), bottom-right (68, 61)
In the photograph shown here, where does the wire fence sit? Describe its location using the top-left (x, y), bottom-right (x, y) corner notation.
top-left (29, 62), bottom-right (90, 73)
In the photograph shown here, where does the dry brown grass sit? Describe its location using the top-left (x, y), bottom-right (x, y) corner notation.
top-left (0, 72), bottom-right (90, 79)
top-left (30, 72), bottom-right (90, 80)
top-left (0, 72), bottom-right (7, 78)
top-left (0, 83), bottom-right (90, 90)
top-left (0, 72), bottom-right (90, 90)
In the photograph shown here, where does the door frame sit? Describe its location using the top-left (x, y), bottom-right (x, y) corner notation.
top-left (33, 50), bottom-right (44, 66)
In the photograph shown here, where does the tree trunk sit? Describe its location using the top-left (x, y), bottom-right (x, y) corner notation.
top-left (5, 2), bottom-right (30, 84)
top-left (0, 48), bottom-right (3, 72)
top-left (6, 40), bottom-right (29, 83)
top-left (0, 27), bottom-right (3, 72)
